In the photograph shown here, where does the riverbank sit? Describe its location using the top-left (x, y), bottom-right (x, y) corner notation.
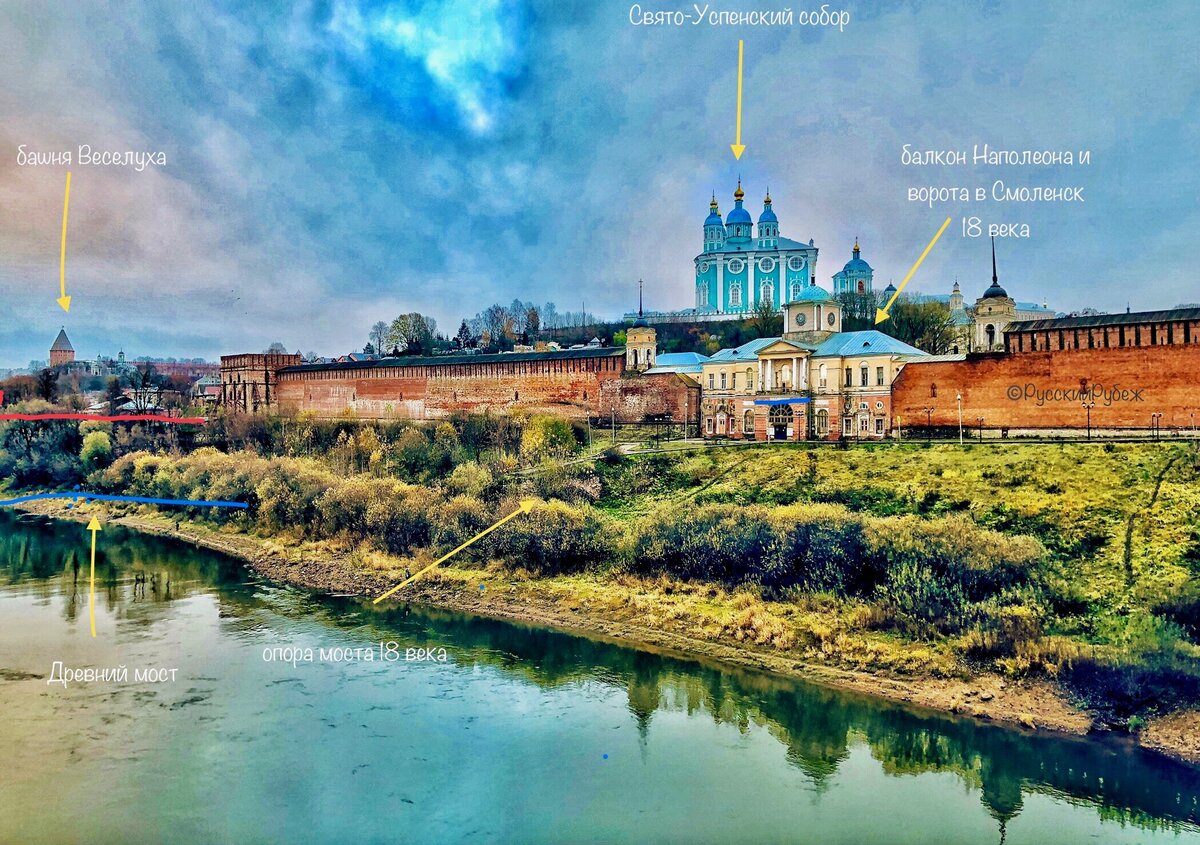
top-left (15, 495), bottom-right (1198, 768)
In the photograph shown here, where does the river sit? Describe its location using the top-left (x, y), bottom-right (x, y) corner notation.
top-left (1, 510), bottom-right (1198, 845)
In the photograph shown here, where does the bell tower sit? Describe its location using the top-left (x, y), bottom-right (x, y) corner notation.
top-left (625, 279), bottom-right (657, 372)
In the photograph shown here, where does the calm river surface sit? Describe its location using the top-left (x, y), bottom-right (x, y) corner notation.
top-left (1, 511), bottom-right (1198, 845)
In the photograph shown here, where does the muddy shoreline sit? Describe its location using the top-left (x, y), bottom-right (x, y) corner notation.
top-left (12, 499), bottom-right (1198, 768)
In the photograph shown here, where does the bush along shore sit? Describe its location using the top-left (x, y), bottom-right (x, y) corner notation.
top-left (2, 409), bottom-right (1199, 763)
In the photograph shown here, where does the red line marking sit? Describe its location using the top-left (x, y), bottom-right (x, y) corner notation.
top-left (0, 413), bottom-right (206, 424)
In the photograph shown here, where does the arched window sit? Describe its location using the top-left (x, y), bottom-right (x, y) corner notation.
top-left (697, 281), bottom-right (709, 308)
top-left (760, 281), bottom-right (773, 304)
top-left (860, 364), bottom-right (869, 387)
top-left (857, 280), bottom-right (864, 293)
top-left (746, 367), bottom-right (754, 391)
top-left (729, 281), bottom-right (742, 307)
top-left (818, 363), bottom-right (827, 387)
top-left (769, 405), bottom-right (794, 425)
top-left (743, 409), bottom-right (754, 433)
top-left (816, 409), bottom-right (829, 435)
top-left (790, 281), bottom-right (803, 300)
top-left (985, 324), bottom-right (996, 348)
top-left (930, 383), bottom-right (938, 398)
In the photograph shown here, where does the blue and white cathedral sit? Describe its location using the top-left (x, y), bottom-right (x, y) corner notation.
top-left (694, 181), bottom-right (873, 314)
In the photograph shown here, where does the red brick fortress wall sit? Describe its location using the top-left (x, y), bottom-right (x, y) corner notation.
top-left (599, 374), bottom-right (700, 425)
top-left (220, 353), bottom-right (302, 413)
top-left (892, 346), bottom-right (1200, 431)
top-left (272, 350), bottom-right (626, 420)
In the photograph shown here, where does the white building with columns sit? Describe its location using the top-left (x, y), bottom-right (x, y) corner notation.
top-left (699, 277), bottom-right (928, 440)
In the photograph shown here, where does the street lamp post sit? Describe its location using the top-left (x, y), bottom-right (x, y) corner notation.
top-left (977, 416), bottom-right (984, 442)
top-left (1082, 400), bottom-right (1094, 441)
top-left (956, 392), bottom-right (964, 445)
top-left (922, 406), bottom-right (934, 444)
top-left (1151, 412), bottom-right (1162, 441)
top-left (611, 406), bottom-right (616, 445)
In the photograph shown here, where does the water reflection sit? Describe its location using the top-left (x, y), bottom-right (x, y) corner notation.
top-left (2, 510), bottom-right (1198, 843)
top-left (356, 602), bottom-right (1200, 839)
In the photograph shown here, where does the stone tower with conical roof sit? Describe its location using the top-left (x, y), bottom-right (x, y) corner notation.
top-left (50, 327), bottom-right (75, 367)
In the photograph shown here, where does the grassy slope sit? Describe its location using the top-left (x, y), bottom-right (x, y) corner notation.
top-left (594, 442), bottom-right (1200, 659)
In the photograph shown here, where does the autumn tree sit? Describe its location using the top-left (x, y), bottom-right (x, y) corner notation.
top-left (386, 313), bottom-right (438, 355)
top-left (369, 321), bottom-right (389, 355)
top-left (880, 298), bottom-right (955, 354)
top-left (749, 301), bottom-right (782, 337)
top-left (35, 368), bottom-right (58, 402)
top-left (836, 291), bottom-right (878, 332)
top-left (123, 363), bottom-right (164, 413)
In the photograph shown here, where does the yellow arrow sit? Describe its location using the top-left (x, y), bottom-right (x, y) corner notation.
top-left (57, 171), bottom-right (72, 313)
top-left (87, 515), bottom-right (101, 637)
top-left (875, 216), bottom-right (953, 324)
top-left (730, 40), bottom-right (745, 160)
top-left (373, 501), bottom-right (532, 603)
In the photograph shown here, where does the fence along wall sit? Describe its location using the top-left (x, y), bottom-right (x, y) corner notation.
top-left (891, 345), bottom-right (1200, 431)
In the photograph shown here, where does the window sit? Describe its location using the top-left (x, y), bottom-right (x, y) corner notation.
top-left (743, 410), bottom-right (754, 434)
top-left (860, 417), bottom-right (869, 432)
top-left (816, 409), bottom-right (828, 435)
top-left (931, 383), bottom-right (938, 398)
top-left (845, 367), bottom-right (852, 386)
top-left (875, 418), bottom-right (884, 435)
top-left (708, 374), bottom-right (714, 389)
top-left (706, 417), bottom-right (715, 434)
top-left (769, 405), bottom-right (794, 425)
top-left (860, 365), bottom-right (869, 387)
top-left (720, 372), bottom-right (727, 389)
top-left (730, 281), bottom-right (742, 307)
top-left (876, 366), bottom-right (885, 386)
top-left (746, 368), bottom-right (754, 391)
top-left (731, 373), bottom-right (737, 389)
top-left (818, 364), bottom-right (827, 388)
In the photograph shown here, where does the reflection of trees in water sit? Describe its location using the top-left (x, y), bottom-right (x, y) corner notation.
top-left (5, 511), bottom-right (1197, 839)
top-left (0, 511), bottom-right (250, 632)
top-left (379, 603), bottom-right (1200, 836)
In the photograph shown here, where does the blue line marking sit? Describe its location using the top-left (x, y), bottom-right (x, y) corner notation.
top-left (0, 492), bottom-right (248, 509)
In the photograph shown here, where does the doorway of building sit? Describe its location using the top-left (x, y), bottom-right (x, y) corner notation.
top-left (769, 405), bottom-right (793, 441)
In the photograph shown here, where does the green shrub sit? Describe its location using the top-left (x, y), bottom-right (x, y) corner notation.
top-left (487, 499), bottom-right (618, 575)
top-left (627, 504), bottom-right (779, 584)
top-left (79, 431), bottom-right (114, 471)
top-left (429, 495), bottom-right (492, 549)
top-left (445, 461), bottom-right (494, 499)
top-left (865, 515), bottom-right (1044, 632)
top-left (764, 504), bottom-right (873, 595)
top-left (520, 415), bottom-right (579, 462)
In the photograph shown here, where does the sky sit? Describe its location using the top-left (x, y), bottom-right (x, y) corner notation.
top-left (1, 0), bottom-right (1197, 367)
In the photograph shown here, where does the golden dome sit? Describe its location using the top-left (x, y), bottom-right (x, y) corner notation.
top-left (733, 179), bottom-right (744, 201)
top-left (710, 193), bottom-right (719, 211)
